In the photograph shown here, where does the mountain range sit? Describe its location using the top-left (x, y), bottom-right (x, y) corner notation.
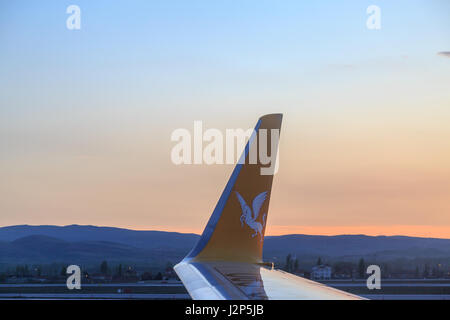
top-left (0, 225), bottom-right (449, 269)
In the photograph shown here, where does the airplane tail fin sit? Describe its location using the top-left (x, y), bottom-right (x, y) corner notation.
top-left (185, 114), bottom-right (282, 263)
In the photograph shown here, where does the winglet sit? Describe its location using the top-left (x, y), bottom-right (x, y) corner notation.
top-left (183, 114), bottom-right (282, 263)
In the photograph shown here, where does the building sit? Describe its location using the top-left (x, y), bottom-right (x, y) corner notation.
top-left (311, 265), bottom-right (332, 280)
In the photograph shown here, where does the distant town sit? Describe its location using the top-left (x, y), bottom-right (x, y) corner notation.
top-left (2, 255), bottom-right (449, 285)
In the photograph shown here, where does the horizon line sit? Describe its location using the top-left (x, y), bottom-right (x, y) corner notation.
top-left (1, 224), bottom-right (449, 240)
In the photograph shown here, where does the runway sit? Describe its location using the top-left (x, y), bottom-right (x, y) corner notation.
top-left (0, 293), bottom-right (190, 299)
top-left (362, 294), bottom-right (450, 300)
top-left (1, 293), bottom-right (449, 300)
top-left (1, 280), bottom-right (449, 300)
top-left (0, 283), bottom-right (184, 288)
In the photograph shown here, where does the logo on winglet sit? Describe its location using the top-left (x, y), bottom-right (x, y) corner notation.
top-left (235, 191), bottom-right (268, 242)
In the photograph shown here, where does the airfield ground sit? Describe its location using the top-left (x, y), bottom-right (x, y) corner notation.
top-left (0, 279), bottom-right (449, 299)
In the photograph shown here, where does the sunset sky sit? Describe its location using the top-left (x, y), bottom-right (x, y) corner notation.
top-left (1, 1), bottom-right (450, 238)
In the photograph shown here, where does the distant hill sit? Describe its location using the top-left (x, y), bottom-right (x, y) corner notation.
top-left (263, 234), bottom-right (450, 259)
top-left (0, 225), bottom-right (449, 268)
top-left (0, 225), bottom-right (199, 250)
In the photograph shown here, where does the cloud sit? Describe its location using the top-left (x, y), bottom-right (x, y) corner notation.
top-left (437, 51), bottom-right (450, 58)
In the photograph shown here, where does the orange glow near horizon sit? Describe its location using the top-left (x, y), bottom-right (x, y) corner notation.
top-left (264, 225), bottom-right (450, 239)
top-left (125, 225), bottom-right (450, 239)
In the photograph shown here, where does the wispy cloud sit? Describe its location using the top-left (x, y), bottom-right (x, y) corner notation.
top-left (437, 51), bottom-right (450, 58)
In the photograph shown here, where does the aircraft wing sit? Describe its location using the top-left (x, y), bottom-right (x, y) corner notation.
top-left (174, 114), bottom-right (364, 300)
top-left (175, 261), bottom-right (361, 300)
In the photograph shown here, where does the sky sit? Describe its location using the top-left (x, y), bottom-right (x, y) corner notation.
top-left (1, 1), bottom-right (450, 238)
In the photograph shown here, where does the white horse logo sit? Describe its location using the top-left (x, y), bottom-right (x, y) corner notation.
top-left (235, 191), bottom-right (268, 242)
